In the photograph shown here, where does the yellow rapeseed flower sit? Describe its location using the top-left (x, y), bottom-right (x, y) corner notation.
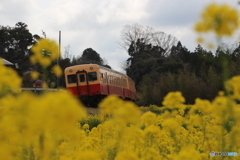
top-left (83, 123), bottom-right (90, 130)
top-left (192, 98), bottom-right (212, 114)
top-left (162, 118), bottom-right (182, 135)
top-left (52, 65), bottom-right (62, 77)
top-left (225, 76), bottom-right (240, 100)
top-left (174, 145), bottom-right (201, 160)
top-left (75, 151), bottom-right (101, 160)
top-left (162, 91), bottom-right (185, 108)
top-left (195, 3), bottom-right (239, 37)
top-left (207, 43), bottom-right (214, 49)
top-left (0, 62), bottom-right (21, 95)
top-left (141, 147), bottom-right (162, 160)
top-left (115, 151), bottom-right (139, 160)
top-left (99, 95), bottom-right (141, 124)
top-left (189, 114), bottom-right (202, 127)
top-left (143, 125), bottom-right (161, 138)
top-left (140, 111), bottom-right (157, 127)
top-left (42, 82), bottom-right (48, 88)
top-left (39, 57), bottom-right (52, 66)
top-left (196, 37), bottom-right (204, 43)
top-left (30, 71), bottom-right (39, 80)
top-left (30, 39), bottom-right (60, 67)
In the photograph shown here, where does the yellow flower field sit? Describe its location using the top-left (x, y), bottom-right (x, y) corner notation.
top-left (0, 57), bottom-right (240, 159)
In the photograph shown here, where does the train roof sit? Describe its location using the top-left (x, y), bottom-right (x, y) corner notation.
top-left (96, 65), bottom-right (135, 82)
top-left (99, 65), bottom-right (126, 76)
top-left (66, 64), bottom-right (135, 82)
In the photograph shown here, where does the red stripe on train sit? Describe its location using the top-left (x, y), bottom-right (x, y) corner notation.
top-left (66, 84), bottom-right (136, 100)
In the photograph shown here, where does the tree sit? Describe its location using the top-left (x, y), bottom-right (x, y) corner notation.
top-left (81, 48), bottom-right (104, 65)
top-left (119, 23), bottom-right (178, 57)
top-left (71, 48), bottom-right (111, 68)
top-left (0, 22), bottom-right (37, 75)
top-left (127, 44), bottom-right (165, 87)
top-left (170, 41), bottom-right (191, 63)
top-left (119, 24), bottom-right (153, 52)
top-left (63, 44), bottom-right (73, 60)
top-left (230, 43), bottom-right (240, 62)
top-left (58, 57), bottom-right (72, 87)
top-left (151, 31), bottom-right (178, 56)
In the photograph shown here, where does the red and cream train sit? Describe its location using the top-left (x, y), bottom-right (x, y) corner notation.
top-left (64, 64), bottom-right (136, 106)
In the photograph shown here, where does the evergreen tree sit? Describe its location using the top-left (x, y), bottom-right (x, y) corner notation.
top-left (81, 48), bottom-right (104, 65)
top-left (0, 22), bottom-right (37, 75)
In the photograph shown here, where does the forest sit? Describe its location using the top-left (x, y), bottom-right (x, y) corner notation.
top-left (1, 22), bottom-right (240, 106)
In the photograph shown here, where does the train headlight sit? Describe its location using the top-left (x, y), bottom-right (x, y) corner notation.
top-left (69, 69), bottom-right (73, 73)
top-left (90, 66), bottom-right (93, 70)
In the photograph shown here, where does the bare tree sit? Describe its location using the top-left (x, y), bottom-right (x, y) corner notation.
top-left (119, 23), bottom-right (178, 56)
top-left (218, 42), bottom-right (239, 54)
top-left (119, 23), bottom-right (154, 51)
top-left (119, 60), bottom-right (128, 73)
top-left (63, 44), bottom-right (72, 59)
top-left (151, 31), bottom-right (178, 56)
top-left (42, 30), bottom-right (47, 38)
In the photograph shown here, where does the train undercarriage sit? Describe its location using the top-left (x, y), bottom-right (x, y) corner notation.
top-left (78, 95), bottom-right (135, 108)
top-left (79, 95), bottom-right (107, 108)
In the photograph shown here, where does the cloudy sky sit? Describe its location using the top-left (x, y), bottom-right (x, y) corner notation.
top-left (0, 0), bottom-right (238, 72)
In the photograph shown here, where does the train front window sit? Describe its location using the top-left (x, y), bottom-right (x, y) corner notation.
top-left (67, 74), bottom-right (76, 84)
top-left (79, 74), bottom-right (85, 82)
top-left (88, 72), bottom-right (97, 81)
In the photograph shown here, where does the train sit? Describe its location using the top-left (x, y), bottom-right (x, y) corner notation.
top-left (64, 64), bottom-right (136, 106)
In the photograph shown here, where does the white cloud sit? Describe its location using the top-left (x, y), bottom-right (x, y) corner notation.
top-left (96, 0), bottom-right (149, 24)
top-left (0, 0), bottom-right (35, 26)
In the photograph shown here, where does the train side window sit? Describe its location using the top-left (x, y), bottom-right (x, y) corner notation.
top-left (113, 76), bottom-right (115, 85)
top-left (109, 76), bottom-right (112, 84)
top-left (108, 75), bottom-right (111, 84)
top-left (88, 72), bottom-right (97, 81)
top-left (79, 74), bottom-right (85, 82)
top-left (68, 74), bottom-right (76, 84)
top-left (105, 74), bottom-right (107, 83)
top-left (122, 79), bottom-right (127, 87)
top-left (118, 78), bottom-right (121, 86)
top-left (117, 77), bottom-right (120, 86)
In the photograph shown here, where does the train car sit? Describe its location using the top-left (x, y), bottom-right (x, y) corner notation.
top-left (64, 64), bottom-right (136, 106)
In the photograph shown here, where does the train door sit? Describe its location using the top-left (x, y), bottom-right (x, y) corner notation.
top-left (76, 71), bottom-right (89, 96)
